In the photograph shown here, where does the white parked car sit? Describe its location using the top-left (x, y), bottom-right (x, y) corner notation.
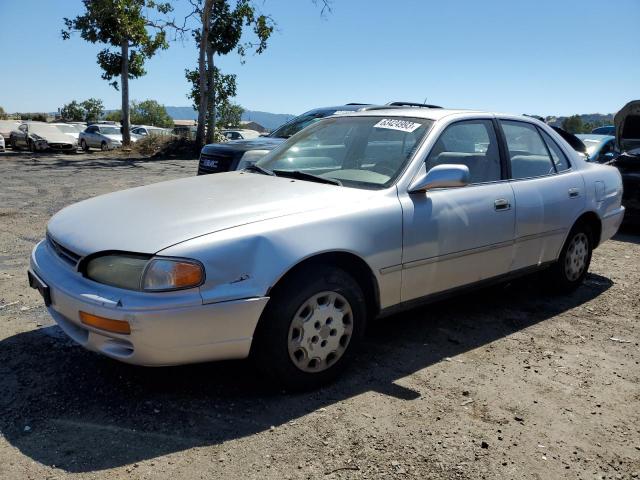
top-left (79, 124), bottom-right (137, 151)
top-left (52, 123), bottom-right (84, 143)
top-left (10, 122), bottom-right (77, 152)
top-left (221, 129), bottom-right (261, 140)
top-left (29, 108), bottom-right (624, 390)
top-left (131, 125), bottom-right (172, 137)
top-left (0, 134), bottom-right (5, 151)
top-left (0, 120), bottom-right (21, 147)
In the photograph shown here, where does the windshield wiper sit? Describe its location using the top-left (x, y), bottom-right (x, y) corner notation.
top-left (244, 164), bottom-right (275, 176)
top-left (272, 170), bottom-right (342, 186)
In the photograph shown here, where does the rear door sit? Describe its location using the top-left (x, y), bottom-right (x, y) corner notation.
top-left (498, 120), bottom-right (585, 270)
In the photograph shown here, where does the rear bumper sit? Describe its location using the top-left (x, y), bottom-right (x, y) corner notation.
top-left (29, 240), bottom-right (269, 366)
top-left (601, 206), bottom-right (625, 243)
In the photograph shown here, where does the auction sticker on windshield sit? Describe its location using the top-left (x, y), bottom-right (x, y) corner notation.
top-left (374, 118), bottom-right (422, 133)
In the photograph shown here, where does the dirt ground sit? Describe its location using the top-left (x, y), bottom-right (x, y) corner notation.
top-left (0, 150), bottom-right (638, 480)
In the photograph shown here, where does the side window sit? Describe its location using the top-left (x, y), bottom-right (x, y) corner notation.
top-left (87, 126), bottom-right (97, 133)
top-left (539, 129), bottom-right (571, 171)
top-left (501, 121), bottom-right (555, 179)
top-left (426, 120), bottom-right (502, 183)
top-left (19, 124), bottom-right (27, 132)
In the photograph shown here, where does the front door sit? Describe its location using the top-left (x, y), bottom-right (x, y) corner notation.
top-left (400, 119), bottom-right (516, 302)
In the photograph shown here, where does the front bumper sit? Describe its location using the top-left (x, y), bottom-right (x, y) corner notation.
top-left (29, 240), bottom-right (269, 366)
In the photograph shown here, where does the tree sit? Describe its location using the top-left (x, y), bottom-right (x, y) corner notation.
top-left (217, 102), bottom-right (244, 128)
top-left (18, 113), bottom-right (48, 122)
top-left (562, 115), bottom-right (584, 134)
top-left (0, 106), bottom-right (7, 120)
top-left (60, 101), bottom-right (85, 121)
top-left (187, 0), bottom-right (274, 147)
top-left (104, 110), bottom-right (123, 123)
top-left (63, 0), bottom-right (172, 146)
top-left (130, 99), bottom-right (174, 127)
top-left (81, 98), bottom-right (105, 122)
top-left (185, 65), bottom-right (237, 124)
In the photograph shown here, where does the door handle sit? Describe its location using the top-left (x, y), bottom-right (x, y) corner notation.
top-left (568, 188), bottom-right (580, 198)
top-left (494, 198), bottom-right (511, 211)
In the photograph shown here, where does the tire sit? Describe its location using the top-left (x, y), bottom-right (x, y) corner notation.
top-left (10, 137), bottom-right (18, 150)
top-left (547, 222), bottom-right (593, 292)
top-left (28, 139), bottom-right (36, 153)
top-left (251, 265), bottom-right (367, 391)
top-left (80, 139), bottom-right (89, 152)
top-left (100, 141), bottom-right (108, 152)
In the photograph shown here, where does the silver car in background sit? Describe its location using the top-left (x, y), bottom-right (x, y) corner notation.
top-left (79, 124), bottom-right (137, 151)
top-left (29, 108), bottom-right (624, 390)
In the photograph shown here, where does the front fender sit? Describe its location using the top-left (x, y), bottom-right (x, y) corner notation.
top-left (158, 189), bottom-right (404, 309)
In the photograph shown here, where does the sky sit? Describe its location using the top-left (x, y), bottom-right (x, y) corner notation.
top-left (0, 0), bottom-right (638, 117)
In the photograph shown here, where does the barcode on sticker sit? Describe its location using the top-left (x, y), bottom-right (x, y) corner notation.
top-left (374, 119), bottom-right (422, 133)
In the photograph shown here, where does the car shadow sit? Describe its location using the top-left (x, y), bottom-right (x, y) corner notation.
top-left (614, 225), bottom-right (640, 243)
top-left (0, 273), bottom-right (612, 472)
top-left (5, 151), bottom-right (198, 170)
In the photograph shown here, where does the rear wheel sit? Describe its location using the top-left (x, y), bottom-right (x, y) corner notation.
top-left (252, 265), bottom-right (366, 390)
top-left (547, 222), bottom-right (593, 292)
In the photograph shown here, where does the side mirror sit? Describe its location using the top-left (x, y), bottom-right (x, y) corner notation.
top-left (408, 164), bottom-right (470, 193)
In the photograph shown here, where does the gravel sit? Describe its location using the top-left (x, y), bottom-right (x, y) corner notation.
top-left (0, 150), bottom-right (638, 479)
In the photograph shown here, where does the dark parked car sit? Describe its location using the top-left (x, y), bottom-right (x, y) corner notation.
top-left (612, 101), bottom-right (640, 224)
top-left (197, 102), bottom-right (442, 175)
top-left (592, 125), bottom-right (615, 135)
top-left (197, 104), bottom-right (375, 175)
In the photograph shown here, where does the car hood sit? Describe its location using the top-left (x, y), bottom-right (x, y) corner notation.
top-left (614, 100), bottom-right (640, 153)
top-left (201, 136), bottom-right (284, 154)
top-left (33, 130), bottom-right (74, 144)
top-left (47, 171), bottom-right (372, 257)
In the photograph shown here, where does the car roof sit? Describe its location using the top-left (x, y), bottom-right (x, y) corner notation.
top-left (336, 107), bottom-right (482, 121)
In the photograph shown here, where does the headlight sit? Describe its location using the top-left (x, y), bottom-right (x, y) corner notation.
top-left (85, 254), bottom-right (204, 291)
top-left (142, 258), bottom-right (204, 291)
top-left (237, 150), bottom-right (271, 170)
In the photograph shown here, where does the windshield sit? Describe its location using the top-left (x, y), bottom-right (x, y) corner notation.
top-left (576, 135), bottom-right (606, 156)
top-left (54, 124), bottom-right (79, 134)
top-left (28, 123), bottom-right (63, 136)
top-left (270, 110), bottom-right (354, 139)
top-left (99, 126), bottom-right (121, 135)
top-left (257, 116), bottom-right (433, 189)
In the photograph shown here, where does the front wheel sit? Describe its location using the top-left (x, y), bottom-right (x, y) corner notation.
top-left (547, 223), bottom-right (593, 292)
top-left (100, 141), bottom-right (108, 151)
top-left (251, 265), bottom-right (367, 391)
top-left (80, 139), bottom-right (89, 152)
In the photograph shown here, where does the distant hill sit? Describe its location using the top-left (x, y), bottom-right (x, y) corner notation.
top-left (164, 106), bottom-right (294, 131)
top-left (546, 113), bottom-right (614, 128)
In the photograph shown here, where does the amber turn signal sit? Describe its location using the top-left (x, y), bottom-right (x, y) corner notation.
top-left (79, 311), bottom-right (131, 335)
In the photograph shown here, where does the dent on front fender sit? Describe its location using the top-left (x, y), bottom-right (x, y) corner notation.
top-left (157, 197), bottom-right (404, 307)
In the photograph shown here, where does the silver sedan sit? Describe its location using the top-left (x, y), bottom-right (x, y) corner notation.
top-left (29, 108), bottom-right (625, 390)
